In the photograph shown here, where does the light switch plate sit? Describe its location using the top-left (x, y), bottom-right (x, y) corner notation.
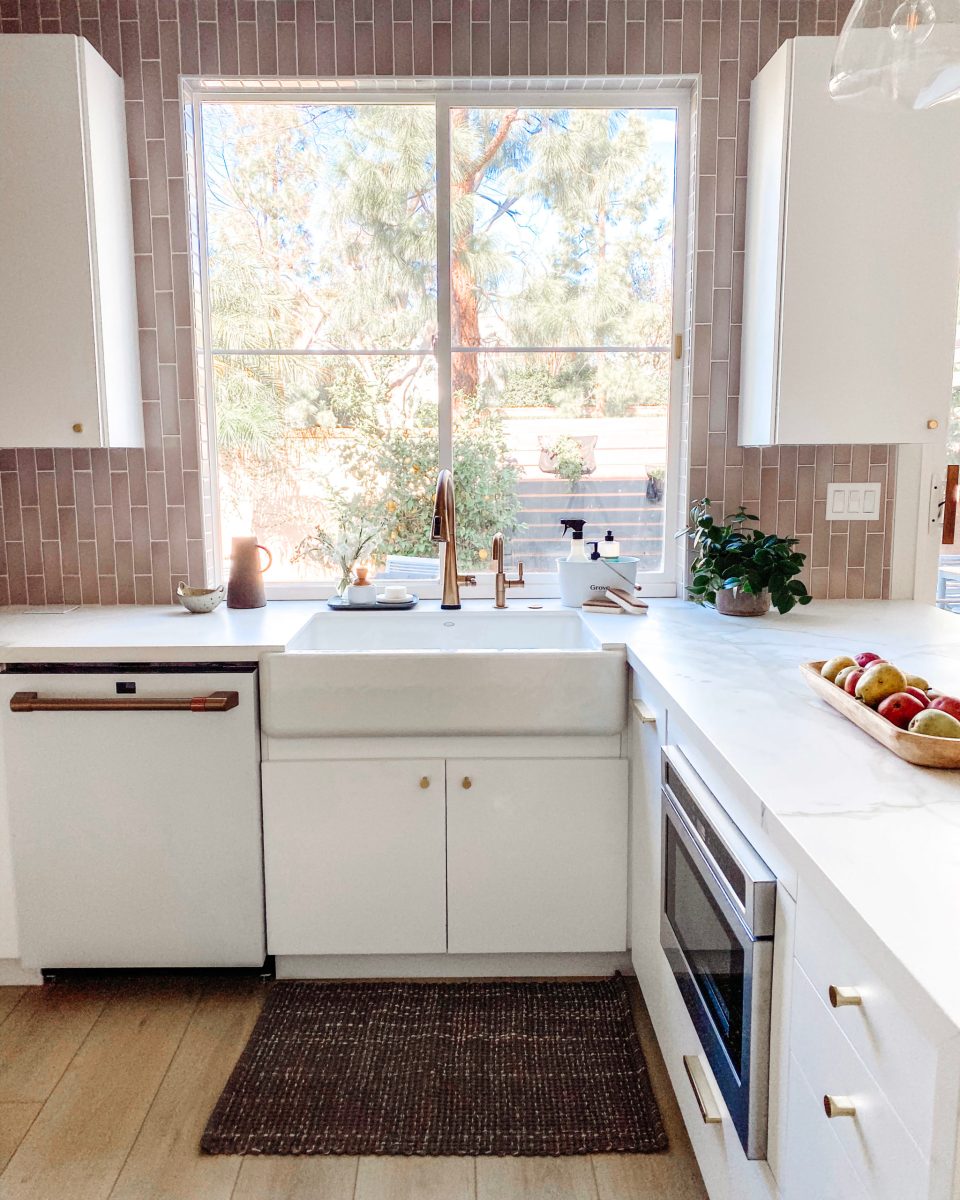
top-left (826, 482), bottom-right (882, 521)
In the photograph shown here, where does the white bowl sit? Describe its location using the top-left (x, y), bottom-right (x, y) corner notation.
top-left (177, 582), bottom-right (226, 613)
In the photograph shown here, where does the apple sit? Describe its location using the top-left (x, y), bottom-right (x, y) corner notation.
top-left (855, 652), bottom-right (885, 669)
top-left (931, 696), bottom-right (960, 723)
top-left (878, 692), bottom-right (927, 729)
top-left (904, 686), bottom-right (930, 708)
top-left (855, 662), bottom-right (908, 708)
top-left (843, 668), bottom-right (864, 696)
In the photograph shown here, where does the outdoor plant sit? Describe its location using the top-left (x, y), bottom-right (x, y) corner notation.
top-left (682, 498), bottom-right (812, 614)
top-left (645, 465), bottom-right (665, 502)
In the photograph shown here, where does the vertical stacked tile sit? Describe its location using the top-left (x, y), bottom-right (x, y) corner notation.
top-left (0, 0), bottom-right (894, 604)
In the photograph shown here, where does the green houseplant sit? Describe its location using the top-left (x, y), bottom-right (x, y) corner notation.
top-left (682, 498), bottom-right (812, 616)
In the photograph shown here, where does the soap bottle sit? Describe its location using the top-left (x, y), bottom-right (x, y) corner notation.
top-left (560, 518), bottom-right (588, 562)
top-left (587, 541), bottom-right (601, 561)
top-left (599, 530), bottom-right (620, 559)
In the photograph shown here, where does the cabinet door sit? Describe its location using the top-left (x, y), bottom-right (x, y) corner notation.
top-left (628, 679), bottom-right (667, 981)
top-left (446, 758), bottom-right (627, 954)
top-left (262, 759), bottom-right (446, 956)
top-left (780, 1055), bottom-right (869, 1200)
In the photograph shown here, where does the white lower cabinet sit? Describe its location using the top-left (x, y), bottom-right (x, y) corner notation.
top-left (781, 1055), bottom-right (869, 1200)
top-left (262, 754), bottom-right (628, 959)
top-left (262, 759), bottom-right (447, 956)
top-left (446, 758), bottom-right (628, 954)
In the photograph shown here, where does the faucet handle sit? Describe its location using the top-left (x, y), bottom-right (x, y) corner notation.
top-left (458, 574), bottom-right (478, 587)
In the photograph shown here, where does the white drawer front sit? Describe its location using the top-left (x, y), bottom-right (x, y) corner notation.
top-left (781, 1054), bottom-right (870, 1200)
top-left (796, 888), bottom-right (939, 1153)
top-left (790, 963), bottom-right (928, 1200)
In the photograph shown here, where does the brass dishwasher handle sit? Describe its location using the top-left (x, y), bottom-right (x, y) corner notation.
top-left (9, 691), bottom-right (240, 713)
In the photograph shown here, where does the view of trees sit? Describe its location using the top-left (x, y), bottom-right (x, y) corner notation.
top-left (201, 100), bottom-right (676, 578)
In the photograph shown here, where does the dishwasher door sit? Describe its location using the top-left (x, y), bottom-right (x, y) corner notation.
top-left (0, 667), bottom-right (265, 969)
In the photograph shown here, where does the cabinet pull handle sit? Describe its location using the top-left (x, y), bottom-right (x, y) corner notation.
top-left (683, 1055), bottom-right (722, 1125)
top-left (419, 776), bottom-right (430, 789)
top-left (823, 1094), bottom-right (857, 1119)
top-left (9, 691), bottom-right (239, 713)
top-left (631, 699), bottom-right (657, 725)
top-left (828, 985), bottom-right (863, 1008)
top-left (462, 777), bottom-right (472, 789)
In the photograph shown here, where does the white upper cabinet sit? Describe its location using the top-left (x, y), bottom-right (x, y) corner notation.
top-left (740, 37), bottom-right (960, 447)
top-left (0, 35), bottom-right (142, 448)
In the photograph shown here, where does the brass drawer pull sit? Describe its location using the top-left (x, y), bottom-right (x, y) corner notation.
top-left (419, 776), bottom-right (430, 789)
top-left (823, 1094), bottom-right (857, 1119)
top-left (631, 699), bottom-right (657, 725)
top-left (462, 777), bottom-right (472, 789)
top-left (9, 691), bottom-right (239, 713)
top-left (683, 1055), bottom-right (722, 1125)
top-left (829, 985), bottom-right (863, 1008)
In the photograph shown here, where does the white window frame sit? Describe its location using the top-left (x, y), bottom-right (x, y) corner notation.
top-left (183, 77), bottom-right (694, 600)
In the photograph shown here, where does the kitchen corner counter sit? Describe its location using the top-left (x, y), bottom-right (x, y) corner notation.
top-left (0, 601), bottom-right (323, 662)
top-left (586, 598), bottom-right (960, 1032)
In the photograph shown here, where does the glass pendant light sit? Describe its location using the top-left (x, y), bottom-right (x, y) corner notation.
top-left (829, 0), bottom-right (960, 109)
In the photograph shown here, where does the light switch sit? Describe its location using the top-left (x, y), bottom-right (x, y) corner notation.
top-left (825, 482), bottom-right (882, 521)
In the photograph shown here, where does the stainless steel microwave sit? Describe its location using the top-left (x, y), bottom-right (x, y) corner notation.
top-left (660, 745), bottom-right (777, 1160)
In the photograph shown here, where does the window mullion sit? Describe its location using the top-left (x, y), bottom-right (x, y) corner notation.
top-left (435, 98), bottom-right (453, 471)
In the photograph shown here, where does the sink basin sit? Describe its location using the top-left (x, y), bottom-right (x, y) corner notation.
top-left (262, 608), bottom-right (627, 738)
top-left (286, 608), bottom-right (599, 652)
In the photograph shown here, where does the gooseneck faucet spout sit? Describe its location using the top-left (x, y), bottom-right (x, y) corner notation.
top-left (431, 468), bottom-right (476, 610)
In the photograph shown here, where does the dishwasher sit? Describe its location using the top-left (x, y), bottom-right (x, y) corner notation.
top-left (0, 663), bottom-right (266, 971)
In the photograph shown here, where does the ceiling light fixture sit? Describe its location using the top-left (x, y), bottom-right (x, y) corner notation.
top-left (830, 0), bottom-right (960, 109)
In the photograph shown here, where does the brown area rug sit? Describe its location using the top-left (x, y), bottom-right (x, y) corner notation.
top-left (201, 976), bottom-right (668, 1156)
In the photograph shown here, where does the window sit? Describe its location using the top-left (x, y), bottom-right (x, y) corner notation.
top-left (188, 85), bottom-right (689, 595)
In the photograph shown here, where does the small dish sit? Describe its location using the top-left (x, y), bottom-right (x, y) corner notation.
top-left (177, 582), bottom-right (226, 613)
top-left (377, 593), bottom-right (413, 604)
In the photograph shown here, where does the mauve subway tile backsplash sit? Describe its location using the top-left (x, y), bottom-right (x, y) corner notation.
top-left (0, 0), bottom-right (892, 606)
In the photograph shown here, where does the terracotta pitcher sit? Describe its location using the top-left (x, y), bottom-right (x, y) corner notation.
top-left (226, 537), bottom-right (272, 609)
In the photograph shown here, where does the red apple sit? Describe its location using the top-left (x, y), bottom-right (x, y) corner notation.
top-left (931, 696), bottom-right (960, 722)
top-left (844, 668), bottom-right (865, 696)
top-left (904, 686), bottom-right (930, 708)
top-left (878, 692), bottom-right (927, 729)
top-left (855, 652), bottom-right (885, 669)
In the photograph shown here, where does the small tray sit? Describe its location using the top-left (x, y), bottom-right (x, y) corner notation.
top-left (326, 594), bottom-right (418, 611)
top-left (801, 661), bottom-right (960, 769)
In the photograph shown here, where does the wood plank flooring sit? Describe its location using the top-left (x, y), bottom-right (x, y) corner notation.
top-left (0, 977), bottom-right (707, 1200)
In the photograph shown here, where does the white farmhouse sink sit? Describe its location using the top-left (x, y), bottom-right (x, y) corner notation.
top-left (261, 608), bottom-right (627, 738)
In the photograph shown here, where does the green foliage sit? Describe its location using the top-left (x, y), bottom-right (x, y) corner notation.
top-left (544, 435), bottom-right (587, 484)
top-left (682, 498), bottom-right (812, 615)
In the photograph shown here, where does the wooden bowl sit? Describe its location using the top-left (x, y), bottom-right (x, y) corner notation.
top-left (801, 661), bottom-right (960, 768)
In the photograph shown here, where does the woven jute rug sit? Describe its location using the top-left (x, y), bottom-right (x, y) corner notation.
top-left (201, 976), bottom-right (668, 1156)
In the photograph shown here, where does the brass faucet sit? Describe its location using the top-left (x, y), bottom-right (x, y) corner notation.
top-left (431, 468), bottom-right (476, 610)
top-left (493, 532), bottom-right (524, 609)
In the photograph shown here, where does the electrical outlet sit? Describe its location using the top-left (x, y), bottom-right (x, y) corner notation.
top-left (825, 482), bottom-right (882, 521)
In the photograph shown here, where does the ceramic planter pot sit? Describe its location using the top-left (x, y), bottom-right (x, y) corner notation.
top-left (715, 586), bottom-right (771, 617)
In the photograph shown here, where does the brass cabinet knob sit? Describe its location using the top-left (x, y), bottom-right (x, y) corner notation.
top-left (462, 777), bottom-right (472, 789)
top-left (828, 985), bottom-right (863, 1009)
top-left (928, 419), bottom-right (940, 430)
top-left (72, 422), bottom-right (84, 433)
top-left (823, 1094), bottom-right (857, 1119)
top-left (419, 776), bottom-right (430, 789)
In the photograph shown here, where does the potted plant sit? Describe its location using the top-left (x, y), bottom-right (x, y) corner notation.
top-left (645, 465), bottom-right (665, 502)
top-left (293, 494), bottom-right (383, 597)
top-left (681, 498), bottom-right (812, 616)
top-left (537, 434), bottom-right (597, 483)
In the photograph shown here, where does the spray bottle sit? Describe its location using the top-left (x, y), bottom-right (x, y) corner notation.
top-left (560, 518), bottom-right (588, 562)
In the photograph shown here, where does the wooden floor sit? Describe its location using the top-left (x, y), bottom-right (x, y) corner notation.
top-left (0, 976), bottom-right (707, 1200)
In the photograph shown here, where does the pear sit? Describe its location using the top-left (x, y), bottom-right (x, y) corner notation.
top-left (855, 662), bottom-right (907, 708)
top-left (821, 655), bottom-right (856, 684)
top-left (835, 664), bottom-right (860, 690)
top-left (905, 673), bottom-right (931, 691)
top-left (908, 709), bottom-right (960, 738)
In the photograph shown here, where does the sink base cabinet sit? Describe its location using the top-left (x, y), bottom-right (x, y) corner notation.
top-left (262, 759), bottom-right (447, 956)
top-left (446, 758), bottom-right (627, 954)
top-left (262, 755), bottom-right (628, 959)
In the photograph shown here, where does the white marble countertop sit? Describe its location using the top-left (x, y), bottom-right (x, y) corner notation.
top-left (2, 595), bottom-right (959, 1027)
top-left (585, 598), bottom-right (960, 1031)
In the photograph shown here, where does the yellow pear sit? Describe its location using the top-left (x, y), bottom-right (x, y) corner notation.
top-left (908, 710), bottom-right (960, 738)
top-left (855, 662), bottom-right (907, 708)
top-left (821, 655), bottom-right (856, 683)
top-left (905, 673), bottom-right (930, 691)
